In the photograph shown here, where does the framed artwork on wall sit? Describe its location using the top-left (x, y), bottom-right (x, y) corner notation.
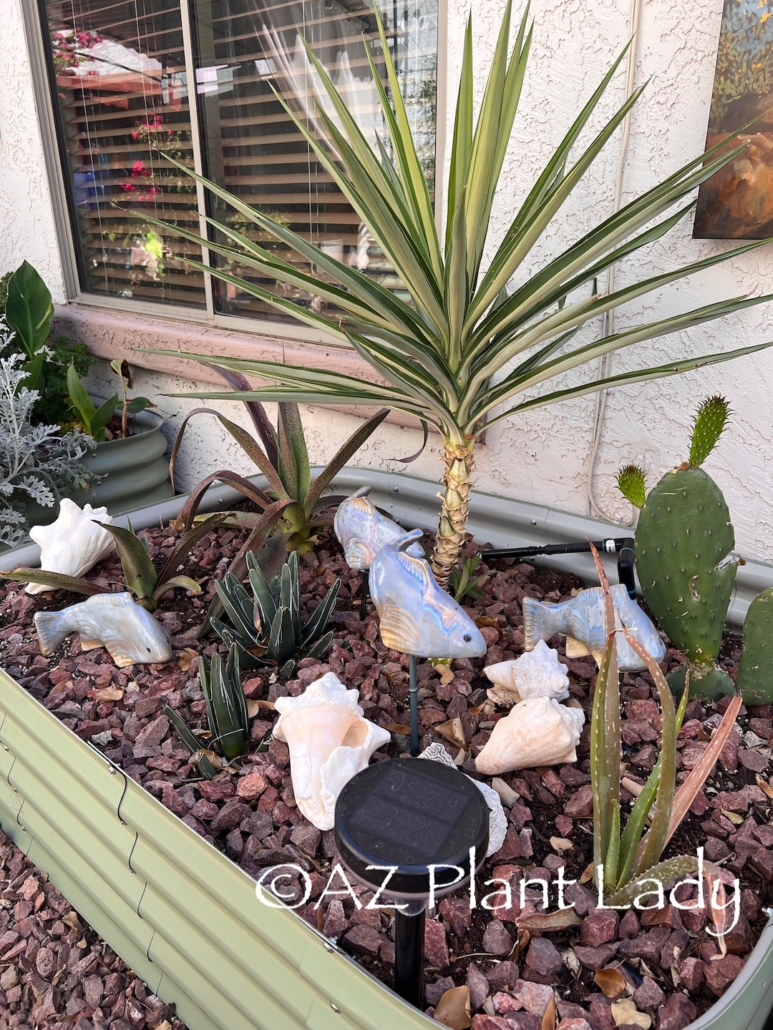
top-left (694, 0), bottom-right (773, 239)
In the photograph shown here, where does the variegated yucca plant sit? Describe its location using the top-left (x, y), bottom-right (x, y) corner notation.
top-left (147, 1), bottom-right (773, 587)
top-left (588, 544), bottom-right (741, 904)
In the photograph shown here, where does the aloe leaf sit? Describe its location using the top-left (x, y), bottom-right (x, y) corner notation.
top-left (214, 576), bottom-right (259, 645)
top-left (152, 575), bottom-right (202, 601)
top-left (178, 467), bottom-right (274, 532)
top-left (208, 366), bottom-right (278, 467)
top-left (305, 410), bottom-right (389, 513)
top-left (302, 577), bottom-right (341, 647)
top-left (248, 564), bottom-right (277, 631)
top-left (164, 705), bottom-right (217, 780)
top-left (268, 606), bottom-right (296, 667)
top-left (305, 630), bottom-right (335, 661)
top-left (277, 403), bottom-right (308, 502)
top-left (606, 855), bottom-right (699, 909)
top-left (0, 568), bottom-right (107, 596)
top-left (99, 523), bottom-right (158, 602)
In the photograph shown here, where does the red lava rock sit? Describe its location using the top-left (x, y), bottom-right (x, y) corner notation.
top-left (513, 980), bottom-right (554, 1015)
top-left (209, 799), bottom-right (251, 833)
top-left (343, 925), bottom-right (382, 957)
top-left (133, 713), bottom-right (169, 749)
top-left (618, 909), bottom-right (640, 938)
top-left (289, 823), bottom-right (321, 855)
top-left (564, 884), bottom-right (596, 917)
top-left (588, 995), bottom-right (616, 1030)
top-left (467, 963), bottom-right (490, 1011)
top-left (617, 927), bottom-right (672, 966)
top-left (573, 944), bottom-right (619, 970)
top-left (486, 961), bottom-right (519, 992)
top-left (424, 918), bottom-right (450, 969)
top-left (679, 957), bottom-right (704, 992)
top-left (440, 895), bottom-right (472, 937)
top-left (426, 976), bottom-right (456, 1007)
top-left (471, 1017), bottom-right (526, 1030)
top-left (494, 990), bottom-right (523, 1015)
top-left (557, 1021), bottom-right (594, 1030)
top-left (724, 913), bottom-right (755, 955)
top-left (634, 976), bottom-right (665, 1010)
top-left (580, 910), bottom-right (619, 946)
top-left (703, 837), bottom-right (731, 861)
top-left (555, 815), bottom-right (573, 837)
top-left (640, 905), bottom-right (683, 931)
top-left (564, 785), bottom-right (594, 818)
top-left (483, 919), bottom-right (514, 957)
top-left (751, 849), bottom-right (773, 881)
top-left (657, 992), bottom-right (697, 1030)
top-left (703, 954), bottom-right (745, 996)
top-left (236, 772), bottom-right (267, 799)
top-left (524, 937), bottom-right (564, 984)
top-left (322, 899), bottom-right (348, 938)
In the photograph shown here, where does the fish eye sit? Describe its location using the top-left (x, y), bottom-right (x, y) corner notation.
top-left (463, 633), bottom-right (472, 642)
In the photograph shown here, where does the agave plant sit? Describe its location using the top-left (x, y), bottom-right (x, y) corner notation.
top-left (212, 550), bottom-right (340, 677)
top-left (144, 1), bottom-right (773, 587)
top-left (165, 643), bottom-right (249, 776)
top-left (1, 515), bottom-right (224, 612)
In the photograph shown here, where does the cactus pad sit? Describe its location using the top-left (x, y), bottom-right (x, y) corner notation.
top-left (636, 466), bottom-right (736, 672)
top-left (617, 464), bottom-right (647, 509)
top-left (737, 588), bottom-right (773, 703)
top-left (689, 395), bottom-right (730, 468)
top-left (667, 664), bottom-right (735, 700)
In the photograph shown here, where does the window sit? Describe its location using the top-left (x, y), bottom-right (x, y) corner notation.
top-left (41, 0), bottom-right (439, 326)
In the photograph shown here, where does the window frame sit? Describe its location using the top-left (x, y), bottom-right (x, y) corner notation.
top-left (22, 0), bottom-right (448, 351)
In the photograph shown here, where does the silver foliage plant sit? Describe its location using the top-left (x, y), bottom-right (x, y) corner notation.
top-left (0, 345), bottom-right (95, 546)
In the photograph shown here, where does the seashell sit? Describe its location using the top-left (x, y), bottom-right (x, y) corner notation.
top-left (27, 499), bottom-right (115, 595)
top-left (475, 697), bottom-right (585, 775)
top-left (273, 672), bottom-right (391, 830)
top-left (419, 742), bottom-right (507, 856)
top-left (334, 486), bottom-right (424, 571)
top-left (370, 529), bottom-right (487, 658)
top-left (484, 640), bottom-right (570, 706)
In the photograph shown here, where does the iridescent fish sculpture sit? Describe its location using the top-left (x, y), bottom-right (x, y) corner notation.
top-left (523, 584), bottom-right (665, 672)
top-left (34, 592), bottom-right (172, 668)
top-left (369, 529), bottom-right (486, 658)
top-left (334, 486), bottom-right (424, 571)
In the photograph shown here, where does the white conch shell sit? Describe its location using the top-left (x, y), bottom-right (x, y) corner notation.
top-left (484, 640), bottom-right (570, 707)
top-left (475, 697), bottom-right (585, 775)
top-left (27, 499), bottom-right (115, 595)
top-left (273, 672), bottom-right (391, 831)
top-left (419, 743), bottom-right (507, 857)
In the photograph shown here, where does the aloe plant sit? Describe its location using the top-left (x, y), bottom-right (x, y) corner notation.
top-left (141, 2), bottom-right (773, 588)
top-left (588, 544), bottom-right (742, 904)
top-left (213, 550), bottom-right (340, 677)
top-left (165, 643), bottom-right (249, 776)
top-left (1, 514), bottom-right (225, 612)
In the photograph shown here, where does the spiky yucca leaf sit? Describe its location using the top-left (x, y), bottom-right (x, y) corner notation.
top-left (689, 395), bottom-right (731, 467)
top-left (143, 1), bottom-right (773, 584)
top-left (617, 464), bottom-right (647, 509)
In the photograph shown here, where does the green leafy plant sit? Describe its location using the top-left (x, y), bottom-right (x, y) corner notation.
top-left (165, 644), bottom-right (249, 777)
top-left (66, 358), bottom-right (153, 443)
top-left (588, 543), bottom-right (742, 905)
top-left (110, 359), bottom-right (154, 438)
top-left (4, 260), bottom-right (54, 361)
top-left (141, 1), bottom-right (773, 589)
top-left (213, 550), bottom-right (340, 677)
top-left (450, 553), bottom-right (490, 602)
top-left (1, 514), bottom-right (223, 611)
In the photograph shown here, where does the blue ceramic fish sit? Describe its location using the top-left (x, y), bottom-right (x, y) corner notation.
top-left (34, 592), bottom-right (172, 668)
top-left (523, 584), bottom-right (666, 672)
top-left (334, 486), bottom-right (424, 571)
top-left (369, 529), bottom-right (487, 658)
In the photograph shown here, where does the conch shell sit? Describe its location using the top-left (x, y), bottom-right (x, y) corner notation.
top-left (27, 499), bottom-right (115, 594)
top-left (475, 697), bottom-right (585, 775)
top-left (273, 672), bottom-right (391, 830)
top-left (484, 640), bottom-right (570, 707)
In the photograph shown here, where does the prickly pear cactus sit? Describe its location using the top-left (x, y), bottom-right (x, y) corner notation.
top-left (636, 465), bottom-right (737, 674)
top-left (617, 465), bottom-right (646, 509)
top-left (689, 395), bottom-right (731, 468)
top-left (737, 588), bottom-right (773, 703)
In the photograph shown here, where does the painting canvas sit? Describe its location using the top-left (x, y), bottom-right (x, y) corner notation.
top-left (694, 0), bottom-right (773, 239)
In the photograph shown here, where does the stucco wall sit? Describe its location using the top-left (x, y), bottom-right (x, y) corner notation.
top-left (4, 0), bottom-right (773, 559)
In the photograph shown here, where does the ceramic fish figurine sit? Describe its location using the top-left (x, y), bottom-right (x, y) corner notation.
top-left (34, 592), bottom-right (172, 668)
top-left (475, 696), bottom-right (586, 775)
top-left (484, 640), bottom-right (570, 707)
top-left (274, 672), bottom-right (391, 830)
top-left (369, 529), bottom-right (487, 658)
top-left (334, 486), bottom-right (424, 571)
top-left (27, 499), bottom-right (116, 595)
top-left (419, 742), bottom-right (507, 856)
top-left (523, 583), bottom-right (666, 672)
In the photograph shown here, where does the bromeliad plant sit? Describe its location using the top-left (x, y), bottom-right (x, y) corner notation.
top-left (144, 1), bottom-right (773, 588)
top-left (1, 515), bottom-right (223, 611)
top-left (165, 644), bottom-right (249, 778)
top-left (588, 544), bottom-right (741, 905)
top-left (213, 549), bottom-right (340, 677)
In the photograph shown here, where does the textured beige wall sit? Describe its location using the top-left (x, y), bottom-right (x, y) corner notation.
top-left (4, 0), bottom-right (773, 558)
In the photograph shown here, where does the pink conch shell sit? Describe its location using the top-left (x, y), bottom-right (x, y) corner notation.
top-left (475, 697), bottom-right (585, 775)
top-left (273, 672), bottom-right (391, 830)
top-left (27, 499), bottom-right (115, 594)
top-left (484, 640), bottom-right (570, 707)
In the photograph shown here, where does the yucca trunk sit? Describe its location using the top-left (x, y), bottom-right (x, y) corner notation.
top-left (431, 438), bottom-right (476, 588)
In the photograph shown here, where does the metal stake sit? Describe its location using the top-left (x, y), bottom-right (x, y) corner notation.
top-left (409, 654), bottom-right (419, 756)
top-left (394, 900), bottom-right (426, 1006)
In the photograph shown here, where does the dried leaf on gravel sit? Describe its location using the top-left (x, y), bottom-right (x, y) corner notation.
top-left (515, 909), bottom-right (581, 931)
top-left (94, 686), bottom-right (123, 701)
top-left (381, 722), bottom-right (412, 734)
top-left (611, 999), bottom-right (651, 1028)
top-left (436, 717), bottom-right (466, 747)
top-left (541, 995), bottom-right (557, 1030)
top-left (434, 985), bottom-right (472, 1029)
top-left (550, 836), bottom-right (573, 851)
top-left (594, 967), bottom-right (627, 998)
top-left (246, 700), bottom-right (275, 718)
top-left (177, 647), bottom-right (199, 672)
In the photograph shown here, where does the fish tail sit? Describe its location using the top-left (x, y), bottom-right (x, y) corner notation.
top-left (522, 597), bottom-right (561, 650)
top-left (395, 528), bottom-right (424, 553)
top-left (352, 486), bottom-right (371, 498)
top-left (33, 611), bottom-right (70, 656)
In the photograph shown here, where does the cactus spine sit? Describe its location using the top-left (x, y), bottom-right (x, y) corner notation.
top-left (737, 589), bottom-right (773, 704)
top-left (633, 397), bottom-right (737, 698)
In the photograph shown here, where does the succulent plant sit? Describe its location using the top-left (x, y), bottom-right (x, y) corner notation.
top-left (616, 464), bottom-right (647, 510)
top-left (212, 550), bottom-right (340, 677)
top-left (165, 643), bottom-right (248, 775)
top-left (630, 396), bottom-right (737, 698)
top-left (736, 588), bottom-right (773, 704)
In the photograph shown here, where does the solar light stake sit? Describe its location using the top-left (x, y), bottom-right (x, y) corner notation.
top-left (409, 655), bottom-right (419, 756)
top-left (394, 899), bottom-right (426, 1007)
top-left (334, 758), bottom-right (489, 1009)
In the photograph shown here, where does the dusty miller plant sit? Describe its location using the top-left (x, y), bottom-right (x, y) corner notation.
top-left (0, 350), bottom-right (95, 546)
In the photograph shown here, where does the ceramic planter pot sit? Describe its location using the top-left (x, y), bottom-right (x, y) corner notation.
top-left (70, 404), bottom-right (173, 516)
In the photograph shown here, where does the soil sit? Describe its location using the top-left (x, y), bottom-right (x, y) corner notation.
top-left (1, 520), bottom-right (772, 1030)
